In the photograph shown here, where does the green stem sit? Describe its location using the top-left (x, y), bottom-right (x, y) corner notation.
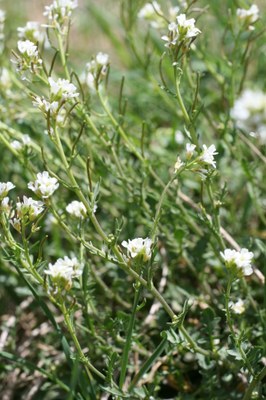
top-left (128, 337), bottom-right (168, 391)
top-left (119, 286), bottom-right (141, 389)
top-left (61, 302), bottom-right (106, 380)
top-left (174, 69), bottom-right (199, 148)
top-left (225, 277), bottom-right (254, 376)
top-left (56, 31), bottom-right (70, 80)
top-left (242, 365), bottom-right (266, 400)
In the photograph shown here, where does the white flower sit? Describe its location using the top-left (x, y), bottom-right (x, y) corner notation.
top-left (85, 53), bottom-right (109, 90)
top-left (162, 13), bottom-right (201, 48)
top-left (186, 143), bottom-right (196, 159)
top-left (33, 96), bottom-right (59, 116)
top-left (176, 14), bottom-right (201, 38)
top-left (0, 196), bottom-right (10, 213)
top-left (220, 248), bottom-right (254, 276)
top-left (0, 68), bottom-right (11, 89)
top-left (174, 156), bottom-right (184, 172)
top-left (122, 237), bottom-right (152, 261)
top-left (66, 200), bottom-right (86, 218)
top-left (237, 4), bottom-right (259, 26)
top-left (11, 135), bottom-right (31, 150)
top-left (231, 89), bottom-right (266, 143)
top-left (17, 40), bottom-right (38, 57)
top-left (200, 144), bottom-right (218, 168)
top-left (28, 171), bottom-right (59, 198)
top-left (11, 140), bottom-right (23, 150)
top-left (138, 2), bottom-right (163, 28)
top-left (16, 196), bottom-right (44, 221)
top-left (169, 6), bottom-right (180, 22)
top-left (44, 256), bottom-right (82, 288)
top-left (95, 52), bottom-right (109, 66)
top-left (0, 182), bottom-right (15, 198)
top-left (229, 299), bottom-right (245, 314)
top-left (17, 21), bottom-right (43, 43)
top-left (175, 130), bottom-right (184, 144)
top-left (234, 248), bottom-right (254, 276)
top-left (10, 217), bottom-right (21, 232)
top-left (0, 10), bottom-right (5, 24)
top-left (44, 0), bottom-right (78, 23)
top-left (220, 248), bottom-right (237, 264)
top-left (48, 77), bottom-right (79, 100)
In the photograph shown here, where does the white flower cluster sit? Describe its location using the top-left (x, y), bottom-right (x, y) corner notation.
top-left (229, 299), bottom-right (245, 314)
top-left (231, 89), bottom-right (266, 143)
top-left (162, 13), bottom-right (201, 49)
top-left (85, 52), bottom-right (109, 90)
top-left (28, 171), bottom-right (59, 199)
top-left (11, 135), bottom-right (31, 151)
top-left (138, 2), bottom-right (188, 29)
top-left (16, 196), bottom-right (44, 221)
top-left (200, 144), bottom-right (218, 168)
top-left (44, 256), bottom-right (82, 289)
top-left (44, 0), bottom-right (78, 29)
top-left (49, 77), bottom-right (79, 100)
top-left (236, 4), bottom-right (259, 30)
top-left (0, 182), bottom-right (15, 199)
top-left (122, 237), bottom-right (152, 262)
top-left (10, 196), bottom-right (44, 232)
top-left (32, 78), bottom-right (78, 123)
top-left (66, 200), bottom-right (86, 218)
top-left (17, 21), bottom-right (44, 43)
top-left (174, 143), bottom-right (218, 174)
top-left (138, 2), bottom-right (163, 28)
top-left (220, 248), bottom-right (253, 276)
top-left (16, 39), bottom-right (42, 73)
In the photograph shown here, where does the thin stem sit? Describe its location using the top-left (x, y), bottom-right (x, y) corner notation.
top-left (174, 69), bottom-right (199, 148)
top-left (119, 286), bottom-right (141, 389)
top-left (56, 31), bottom-right (70, 80)
top-left (242, 365), bottom-right (266, 400)
top-left (128, 337), bottom-right (168, 391)
top-left (61, 302), bottom-right (106, 380)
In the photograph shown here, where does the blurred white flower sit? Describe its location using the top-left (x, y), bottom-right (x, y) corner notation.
top-left (44, 0), bottom-right (78, 23)
top-left (200, 144), bottom-right (218, 168)
top-left (0, 67), bottom-right (11, 89)
top-left (175, 130), bottom-right (184, 144)
top-left (11, 140), bottom-right (23, 150)
top-left (122, 237), bottom-right (152, 261)
top-left (0, 182), bottom-right (15, 199)
top-left (44, 256), bottom-right (82, 288)
top-left (66, 200), bottom-right (86, 218)
top-left (95, 52), bottom-right (109, 66)
top-left (17, 21), bottom-right (44, 43)
top-left (17, 40), bottom-right (38, 57)
top-left (11, 135), bottom-right (31, 150)
top-left (48, 77), bottom-right (79, 100)
top-left (85, 52), bottom-right (109, 90)
top-left (0, 196), bottom-right (10, 213)
top-left (220, 248), bottom-right (254, 276)
top-left (33, 96), bottom-right (59, 116)
top-left (0, 9), bottom-right (5, 24)
top-left (231, 89), bottom-right (266, 143)
top-left (28, 171), bottom-right (59, 198)
top-left (174, 156), bottom-right (184, 172)
top-left (16, 196), bottom-right (44, 221)
top-left (186, 143), bottom-right (196, 159)
top-left (229, 299), bottom-right (245, 314)
top-left (138, 2), bottom-right (163, 28)
top-left (237, 4), bottom-right (259, 28)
